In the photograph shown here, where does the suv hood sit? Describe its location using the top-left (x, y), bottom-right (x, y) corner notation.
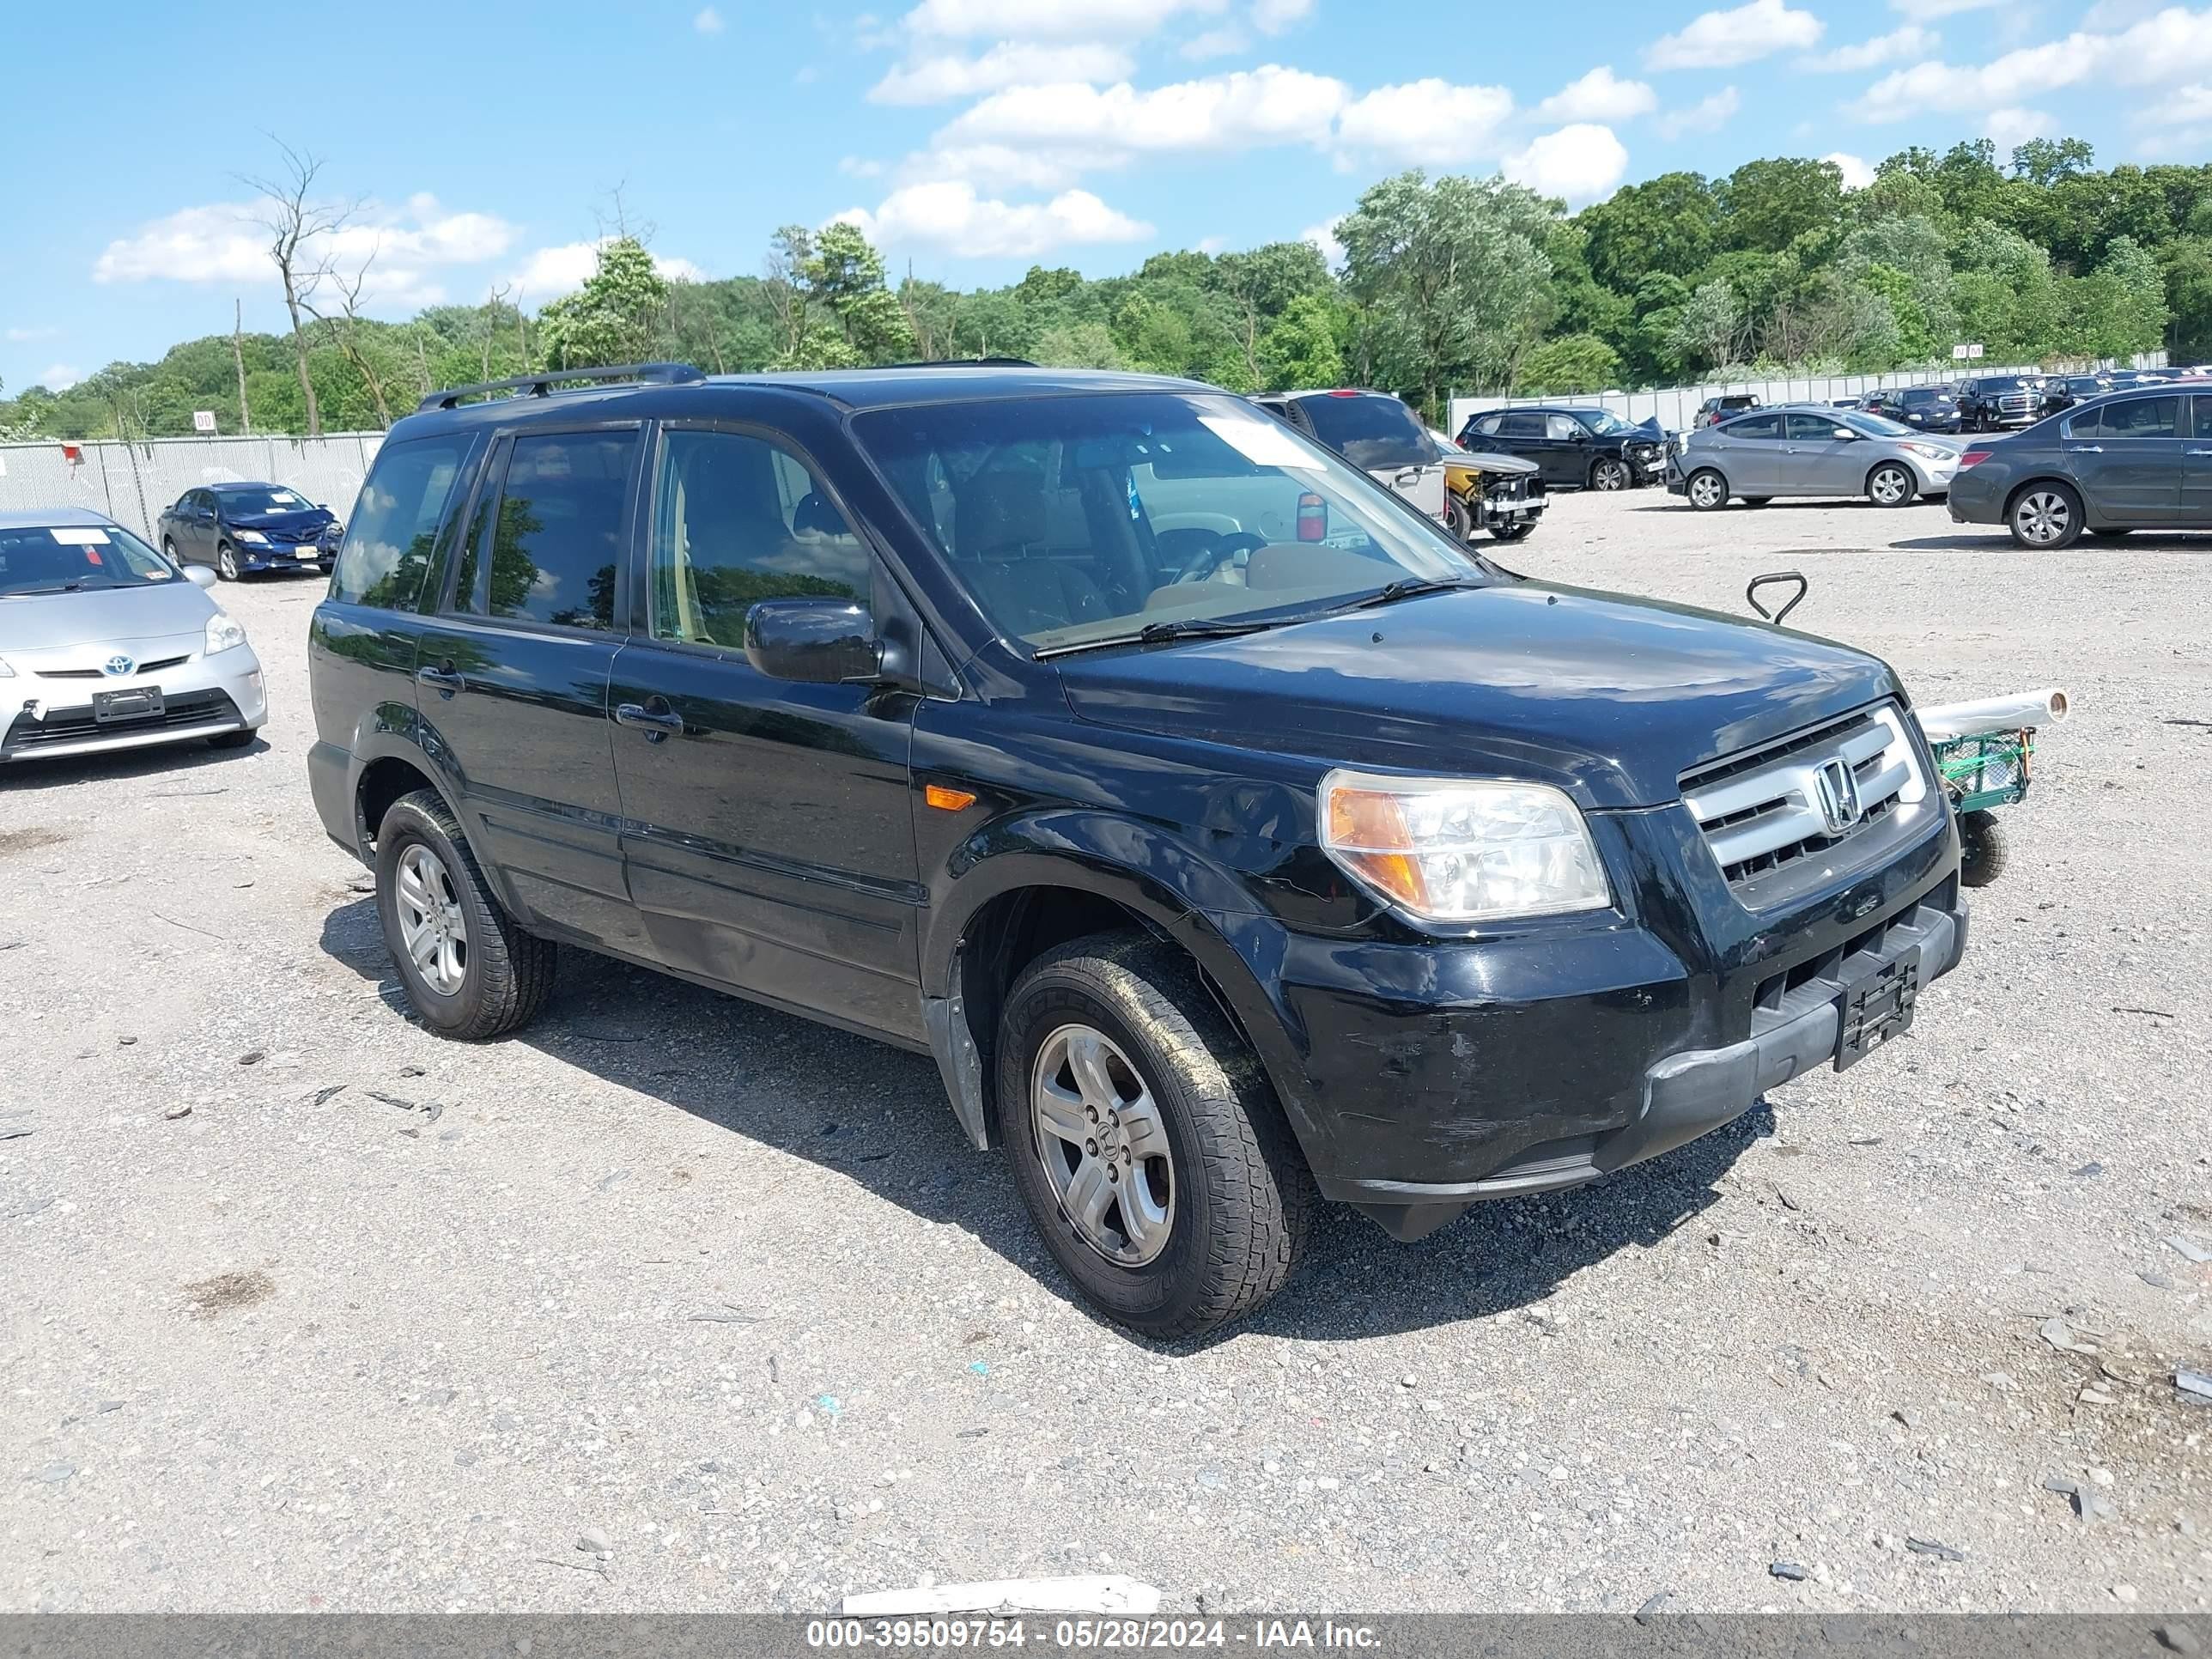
top-left (1449, 447), bottom-right (1538, 476)
top-left (1054, 582), bottom-right (1899, 809)
top-left (0, 580), bottom-right (215, 653)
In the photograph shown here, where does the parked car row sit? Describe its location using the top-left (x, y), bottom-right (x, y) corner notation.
top-left (1668, 404), bottom-right (1962, 509)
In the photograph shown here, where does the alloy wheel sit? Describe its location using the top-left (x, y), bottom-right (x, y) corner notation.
top-left (394, 843), bottom-right (469, 996)
top-left (1688, 472), bottom-right (1724, 508)
top-left (2014, 490), bottom-right (2072, 547)
top-left (1030, 1023), bottom-right (1176, 1267)
top-left (1869, 465), bottom-right (1911, 505)
top-left (217, 545), bottom-right (239, 581)
top-left (1595, 459), bottom-right (1629, 490)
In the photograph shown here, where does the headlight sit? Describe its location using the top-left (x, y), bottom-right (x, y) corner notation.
top-left (235, 529), bottom-right (269, 545)
top-left (204, 611), bottom-right (247, 655)
top-left (1319, 770), bottom-right (1612, 922)
top-left (1905, 442), bottom-right (1951, 461)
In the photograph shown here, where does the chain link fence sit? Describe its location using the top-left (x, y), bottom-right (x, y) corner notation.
top-left (0, 433), bottom-right (386, 543)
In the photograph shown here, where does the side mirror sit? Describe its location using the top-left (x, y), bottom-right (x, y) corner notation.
top-left (183, 565), bottom-right (218, 590)
top-left (1832, 427), bottom-right (1858, 441)
top-left (744, 598), bottom-right (881, 684)
top-left (1569, 428), bottom-right (1590, 441)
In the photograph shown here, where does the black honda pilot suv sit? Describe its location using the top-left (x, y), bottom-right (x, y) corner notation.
top-left (309, 361), bottom-right (1966, 1338)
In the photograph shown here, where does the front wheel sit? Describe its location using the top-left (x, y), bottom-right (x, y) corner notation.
top-left (2008, 482), bottom-right (2083, 550)
top-left (216, 543), bottom-right (240, 581)
top-left (996, 934), bottom-right (1314, 1340)
top-left (1489, 520), bottom-right (1535, 542)
top-left (1867, 462), bottom-right (1917, 507)
top-left (1685, 469), bottom-right (1729, 510)
top-left (162, 537), bottom-right (184, 565)
top-left (1443, 495), bottom-right (1473, 541)
top-left (374, 789), bottom-right (556, 1040)
top-left (1590, 457), bottom-right (1631, 491)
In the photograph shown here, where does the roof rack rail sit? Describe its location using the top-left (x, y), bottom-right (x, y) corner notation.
top-left (868, 356), bottom-right (1038, 370)
top-left (416, 361), bottom-right (705, 413)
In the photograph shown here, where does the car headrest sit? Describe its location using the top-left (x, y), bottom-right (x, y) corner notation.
top-left (958, 465), bottom-right (1049, 560)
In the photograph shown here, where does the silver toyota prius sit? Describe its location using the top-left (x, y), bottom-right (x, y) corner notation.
top-left (0, 507), bottom-right (267, 764)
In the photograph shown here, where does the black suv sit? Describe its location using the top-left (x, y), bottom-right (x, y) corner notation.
top-left (309, 362), bottom-right (1966, 1337)
top-left (1455, 404), bottom-right (1668, 489)
top-left (1957, 376), bottom-right (2045, 432)
top-left (1864, 386), bottom-right (1962, 434)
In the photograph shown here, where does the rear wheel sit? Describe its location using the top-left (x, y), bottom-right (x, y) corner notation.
top-left (1686, 469), bottom-right (1729, 510)
top-left (1867, 462), bottom-right (1916, 507)
top-left (374, 788), bottom-right (556, 1040)
top-left (996, 933), bottom-right (1313, 1340)
top-left (216, 543), bottom-right (240, 581)
top-left (2008, 482), bottom-right (2082, 550)
top-left (1590, 457), bottom-right (1631, 491)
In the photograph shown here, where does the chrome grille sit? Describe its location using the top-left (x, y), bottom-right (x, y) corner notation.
top-left (1681, 706), bottom-right (1924, 896)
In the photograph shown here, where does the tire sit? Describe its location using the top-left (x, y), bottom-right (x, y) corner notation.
top-left (1590, 457), bottom-right (1631, 491)
top-left (2008, 481), bottom-right (2083, 550)
top-left (1741, 496), bottom-right (1771, 507)
top-left (1958, 809), bottom-right (2008, 889)
top-left (1867, 461), bottom-right (1917, 507)
top-left (1685, 468), bottom-right (1729, 510)
top-left (2087, 527), bottom-right (2133, 539)
top-left (1443, 495), bottom-right (1473, 542)
top-left (216, 543), bottom-right (240, 581)
top-left (374, 788), bottom-right (556, 1041)
top-left (1489, 520), bottom-right (1535, 542)
top-left (205, 730), bottom-right (255, 750)
top-left (995, 933), bottom-right (1314, 1340)
top-left (161, 537), bottom-right (183, 566)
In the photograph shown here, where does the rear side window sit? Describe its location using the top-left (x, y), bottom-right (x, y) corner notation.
top-left (1723, 412), bottom-right (1784, 439)
top-left (331, 435), bottom-right (477, 609)
top-left (1496, 411), bottom-right (1544, 439)
top-left (2102, 396), bottom-right (2178, 439)
top-left (1293, 394), bottom-right (1432, 470)
top-left (475, 431), bottom-right (638, 631)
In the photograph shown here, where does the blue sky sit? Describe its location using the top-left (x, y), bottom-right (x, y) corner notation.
top-left (1, 0), bottom-right (2197, 393)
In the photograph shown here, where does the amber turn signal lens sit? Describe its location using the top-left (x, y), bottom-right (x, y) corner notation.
top-left (924, 783), bottom-right (977, 811)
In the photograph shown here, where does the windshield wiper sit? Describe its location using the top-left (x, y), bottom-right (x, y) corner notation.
top-left (1034, 616), bottom-right (1285, 660)
top-left (6, 582), bottom-right (88, 596)
top-left (1332, 575), bottom-right (1480, 612)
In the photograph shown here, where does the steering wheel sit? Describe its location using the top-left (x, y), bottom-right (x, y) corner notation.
top-left (1174, 530), bottom-right (1269, 585)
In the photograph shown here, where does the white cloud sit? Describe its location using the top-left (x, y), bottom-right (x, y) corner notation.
top-left (506, 240), bottom-right (703, 300)
top-left (1856, 8), bottom-right (2212, 120)
top-left (1250, 0), bottom-right (1312, 32)
top-left (1502, 124), bottom-right (1630, 204)
top-left (1534, 65), bottom-right (1656, 123)
top-left (871, 41), bottom-right (1135, 102)
top-left (1655, 85), bottom-right (1740, 138)
top-left (1802, 23), bottom-right (1938, 70)
top-left (1196, 234), bottom-right (1230, 252)
top-left (840, 155), bottom-right (887, 178)
top-left (902, 143), bottom-right (1099, 191)
top-left (39, 364), bottom-right (83, 392)
top-left (1302, 218), bottom-right (1344, 268)
top-left (939, 64), bottom-right (1350, 156)
top-left (5, 325), bottom-right (57, 343)
top-left (1984, 106), bottom-right (2053, 151)
top-left (901, 0), bottom-right (1228, 40)
top-left (1823, 150), bottom-right (1876, 189)
top-left (92, 194), bottom-right (516, 315)
top-left (1644, 0), bottom-right (1822, 70)
top-left (2166, 82), bottom-right (2212, 119)
top-left (835, 181), bottom-right (1152, 256)
top-left (1899, 0), bottom-right (2002, 14)
top-left (1181, 25), bottom-right (1247, 57)
top-left (1335, 79), bottom-right (1516, 162)
top-left (694, 5), bottom-right (725, 32)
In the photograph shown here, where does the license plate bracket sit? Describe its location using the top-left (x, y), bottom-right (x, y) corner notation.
top-left (1834, 945), bottom-right (1922, 1071)
top-left (91, 685), bottom-right (164, 724)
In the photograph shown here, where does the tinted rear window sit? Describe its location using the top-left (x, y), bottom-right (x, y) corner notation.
top-left (331, 435), bottom-right (478, 609)
top-left (1292, 394), bottom-right (1432, 470)
top-left (478, 431), bottom-right (637, 630)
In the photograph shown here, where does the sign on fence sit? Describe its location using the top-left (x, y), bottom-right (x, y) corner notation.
top-left (191, 410), bottom-right (218, 433)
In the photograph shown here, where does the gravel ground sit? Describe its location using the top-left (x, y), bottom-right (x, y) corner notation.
top-left (2, 486), bottom-right (2209, 1616)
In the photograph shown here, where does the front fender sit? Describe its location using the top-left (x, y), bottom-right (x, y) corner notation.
top-left (923, 809), bottom-right (1332, 1169)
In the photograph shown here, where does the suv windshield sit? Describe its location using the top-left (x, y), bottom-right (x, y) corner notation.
top-left (1976, 378), bottom-right (2027, 392)
top-left (214, 485), bottom-right (315, 516)
top-left (1575, 409), bottom-right (1635, 435)
top-left (1900, 388), bottom-right (1952, 404)
top-left (0, 523), bottom-right (178, 597)
top-left (854, 392), bottom-right (1483, 653)
top-left (1289, 393), bottom-right (1434, 470)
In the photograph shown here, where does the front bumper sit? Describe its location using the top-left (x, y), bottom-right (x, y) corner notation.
top-left (1626, 447), bottom-right (1669, 483)
top-left (1261, 799), bottom-right (1962, 1240)
top-left (235, 538), bottom-right (331, 574)
top-left (2, 647), bottom-right (266, 763)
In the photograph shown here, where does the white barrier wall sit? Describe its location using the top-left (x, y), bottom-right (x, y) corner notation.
top-left (0, 433), bottom-right (386, 543)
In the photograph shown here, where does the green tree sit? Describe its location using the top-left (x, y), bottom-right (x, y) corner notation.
top-left (2010, 137), bottom-right (2095, 188)
top-left (1337, 169), bottom-right (1556, 415)
top-left (1580, 172), bottom-right (1721, 292)
top-left (802, 222), bottom-right (913, 361)
top-left (1667, 280), bottom-right (1748, 376)
top-left (538, 237), bottom-right (670, 370)
top-left (1031, 321), bottom-right (1125, 369)
top-left (1515, 333), bottom-right (1621, 394)
top-left (1717, 157), bottom-right (1846, 254)
top-left (1259, 291), bottom-right (1350, 387)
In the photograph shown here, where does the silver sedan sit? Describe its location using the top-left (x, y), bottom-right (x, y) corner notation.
top-left (1668, 404), bottom-right (1963, 509)
top-left (1, 507), bottom-right (267, 764)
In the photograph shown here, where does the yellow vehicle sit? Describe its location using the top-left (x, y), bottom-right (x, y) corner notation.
top-left (1429, 428), bottom-right (1547, 544)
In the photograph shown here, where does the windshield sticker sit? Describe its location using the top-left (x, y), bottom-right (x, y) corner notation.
top-left (1198, 413), bottom-right (1317, 469)
top-left (269, 490), bottom-right (304, 506)
top-left (48, 526), bottom-right (111, 545)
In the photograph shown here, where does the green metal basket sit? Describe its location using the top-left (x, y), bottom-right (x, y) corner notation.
top-left (1933, 730), bottom-right (2032, 812)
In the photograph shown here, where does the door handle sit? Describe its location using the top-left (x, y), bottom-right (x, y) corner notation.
top-left (416, 664), bottom-right (465, 694)
top-left (2071, 444), bottom-right (2103, 453)
top-left (614, 700), bottom-right (684, 739)
top-left (2190, 448), bottom-right (2212, 456)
